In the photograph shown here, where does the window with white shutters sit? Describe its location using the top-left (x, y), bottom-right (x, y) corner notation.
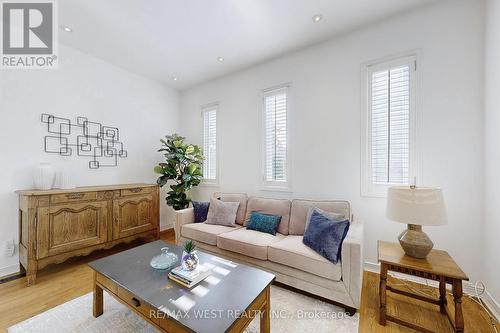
top-left (362, 55), bottom-right (419, 196)
top-left (202, 105), bottom-right (217, 183)
top-left (263, 86), bottom-right (289, 187)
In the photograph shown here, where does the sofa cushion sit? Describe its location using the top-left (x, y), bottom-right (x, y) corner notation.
top-left (244, 197), bottom-right (291, 235)
top-left (268, 236), bottom-right (342, 281)
top-left (213, 192), bottom-right (248, 225)
top-left (182, 223), bottom-right (242, 246)
top-left (217, 228), bottom-right (285, 260)
top-left (305, 207), bottom-right (344, 230)
top-left (192, 201), bottom-right (210, 223)
top-left (206, 198), bottom-right (239, 227)
top-left (303, 210), bottom-right (350, 264)
top-left (247, 212), bottom-right (282, 236)
top-left (289, 199), bottom-right (351, 235)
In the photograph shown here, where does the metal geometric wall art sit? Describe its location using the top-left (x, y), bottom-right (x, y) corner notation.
top-left (41, 114), bottom-right (127, 169)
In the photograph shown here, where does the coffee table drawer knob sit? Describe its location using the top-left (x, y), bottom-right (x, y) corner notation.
top-left (131, 297), bottom-right (141, 307)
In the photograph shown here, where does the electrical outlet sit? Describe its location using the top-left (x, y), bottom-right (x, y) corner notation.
top-left (3, 240), bottom-right (15, 257)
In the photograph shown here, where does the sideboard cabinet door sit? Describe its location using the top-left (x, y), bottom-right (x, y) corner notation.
top-left (37, 201), bottom-right (109, 259)
top-left (113, 194), bottom-right (155, 239)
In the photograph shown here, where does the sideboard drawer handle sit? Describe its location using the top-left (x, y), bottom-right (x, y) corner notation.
top-left (66, 193), bottom-right (84, 199)
top-left (130, 188), bottom-right (143, 193)
top-left (131, 297), bottom-right (141, 307)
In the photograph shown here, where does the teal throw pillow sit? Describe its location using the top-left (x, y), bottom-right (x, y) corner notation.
top-left (247, 211), bottom-right (282, 236)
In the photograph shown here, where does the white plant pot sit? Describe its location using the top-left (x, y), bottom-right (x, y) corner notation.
top-left (34, 163), bottom-right (55, 190)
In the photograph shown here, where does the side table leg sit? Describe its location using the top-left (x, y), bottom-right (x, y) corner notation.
top-left (439, 276), bottom-right (447, 314)
top-left (452, 279), bottom-right (464, 333)
top-left (379, 263), bottom-right (388, 325)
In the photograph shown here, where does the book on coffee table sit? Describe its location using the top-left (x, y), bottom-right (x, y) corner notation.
top-left (168, 264), bottom-right (211, 288)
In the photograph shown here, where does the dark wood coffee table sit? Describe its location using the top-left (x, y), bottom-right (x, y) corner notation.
top-left (88, 240), bottom-right (275, 333)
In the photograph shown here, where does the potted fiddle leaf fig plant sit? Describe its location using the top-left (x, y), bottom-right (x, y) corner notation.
top-left (154, 134), bottom-right (204, 210)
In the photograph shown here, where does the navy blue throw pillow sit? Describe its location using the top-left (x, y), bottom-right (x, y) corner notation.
top-left (247, 211), bottom-right (282, 236)
top-left (303, 210), bottom-right (350, 264)
top-left (192, 201), bottom-right (210, 223)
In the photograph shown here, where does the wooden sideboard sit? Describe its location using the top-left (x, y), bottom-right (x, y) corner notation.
top-left (16, 183), bottom-right (160, 286)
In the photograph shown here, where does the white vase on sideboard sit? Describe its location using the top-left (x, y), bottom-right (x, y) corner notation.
top-left (55, 170), bottom-right (75, 189)
top-left (34, 163), bottom-right (55, 190)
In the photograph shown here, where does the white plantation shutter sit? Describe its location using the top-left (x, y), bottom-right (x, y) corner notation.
top-left (202, 106), bottom-right (217, 182)
top-left (263, 87), bottom-right (288, 184)
top-left (368, 56), bottom-right (416, 189)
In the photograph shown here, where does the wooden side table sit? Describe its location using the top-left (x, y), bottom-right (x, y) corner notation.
top-left (378, 241), bottom-right (469, 333)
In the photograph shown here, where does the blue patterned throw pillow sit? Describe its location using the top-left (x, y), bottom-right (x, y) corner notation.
top-left (247, 211), bottom-right (282, 236)
top-left (192, 201), bottom-right (209, 223)
top-left (303, 210), bottom-right (350, 264)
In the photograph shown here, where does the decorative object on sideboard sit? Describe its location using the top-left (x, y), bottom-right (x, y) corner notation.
top-left (181, 240), bottom-right (199, 271)
top-left (154, 134), bottom-right (203, 210)
top-left (33, 162), bottom-right (55, 190)
top-left (386, 185), bottom-right (447, 259)
top-left (150, 247), bottom-right (179, 270)
top-left (41, 113), bottom-right (127, 169)
top-left (54, 170), bottom-right (75, 189)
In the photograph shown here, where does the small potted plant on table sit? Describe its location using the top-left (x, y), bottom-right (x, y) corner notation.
top-left (182, 240), bottom-right (199, 271)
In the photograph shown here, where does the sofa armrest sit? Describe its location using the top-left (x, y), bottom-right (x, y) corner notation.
top-left (174, 207), bottom-right (194, 244)
top-left (341, 221), bottom-right (364, 308)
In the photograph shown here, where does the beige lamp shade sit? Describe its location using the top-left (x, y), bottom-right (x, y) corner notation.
top-left (386, 186), bottom-right (447, 226)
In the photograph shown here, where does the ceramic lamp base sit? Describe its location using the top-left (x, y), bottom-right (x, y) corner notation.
top-left (398, 224), bottom-right (433, 259)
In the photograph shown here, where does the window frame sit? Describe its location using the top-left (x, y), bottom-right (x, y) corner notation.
top-left (361, 53), bottom-right (421, 197)
top-left (201, 102), bottom-right (219, 186)
top-left (260, 83), bottom-right (292, 192)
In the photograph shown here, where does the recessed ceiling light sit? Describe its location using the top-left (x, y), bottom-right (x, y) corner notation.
top-left (172, 76), bottom-right (178, 81)
top-left (217, 57), bottom-right (224, 62)
top-left (61, 25), bottom-right (72, 32)
top-left (312, 14), bottom-right (323, 23)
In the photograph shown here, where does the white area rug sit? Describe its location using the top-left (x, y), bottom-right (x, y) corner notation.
top-left (8, 286), bottom-right (358, 333)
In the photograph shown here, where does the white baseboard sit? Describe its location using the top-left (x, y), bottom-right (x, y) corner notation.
top-left (160, 223), bottom-right (174, 231)
top-left (364, 261), bottom-right (379, 273)
top-left (482, 290), bottom-right (500, 322)
top-left (363, 261), bottom-right (500, 321)
top-left (0, 264), bottom-right (20, 279)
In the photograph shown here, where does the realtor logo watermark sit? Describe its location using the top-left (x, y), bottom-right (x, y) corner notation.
top-left (1, 0), bottom-right (58, 69)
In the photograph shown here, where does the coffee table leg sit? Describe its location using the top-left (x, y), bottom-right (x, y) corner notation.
top-left (453, 279), bottom-right (464, 333)
top-left (260, 286), bottom-right (270, 333)
top-left (379, 263), bottom-right (388, 326)
top-left (93, 273), bottom-right (103, 318)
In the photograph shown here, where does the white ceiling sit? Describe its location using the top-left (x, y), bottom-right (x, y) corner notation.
top-left (59, 0), bottom-right (436, 90)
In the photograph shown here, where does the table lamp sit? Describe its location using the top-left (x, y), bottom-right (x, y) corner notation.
top-left (386, 186), bottom-right (447, 259)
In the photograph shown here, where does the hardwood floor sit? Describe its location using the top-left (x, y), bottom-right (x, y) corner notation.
top-left (0, 230), bottom-right (496, 332)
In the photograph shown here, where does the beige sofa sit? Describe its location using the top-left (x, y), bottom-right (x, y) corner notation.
top-left (173, 193), bottom-right (363, 312)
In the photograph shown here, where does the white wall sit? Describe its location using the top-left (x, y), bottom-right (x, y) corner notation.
top-left (0, 45), bottom-right (179, 277)
top-left (180, 0), bottom-right (485, 282)
top-left (484, 0), bottom-right (500, 306)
